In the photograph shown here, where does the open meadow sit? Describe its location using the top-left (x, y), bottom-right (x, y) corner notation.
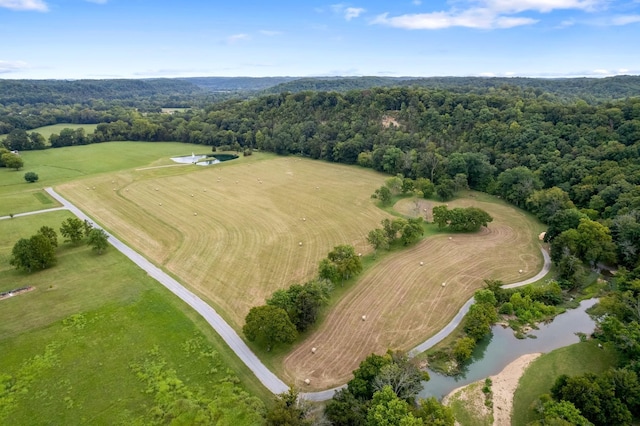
top-left (0, 141), bottom-right (207, 216)
top-left (283, 193), bottom-right (545, 389)
top-left (0, 211), bottom-right (269, 424)
top-left (56, 155), bottom-right (390, 330)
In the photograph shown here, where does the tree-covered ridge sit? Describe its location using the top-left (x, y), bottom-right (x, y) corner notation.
top-left (0, 78), bottom-right (204, 105)
top-left (264, 75), bottom-right (640, 102)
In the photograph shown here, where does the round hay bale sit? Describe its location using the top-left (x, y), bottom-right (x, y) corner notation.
top-left (302, 217), bottom-right (306, 221)
top-left (420, 261), bottom-right (424, 266)
top-left (299, 242), bottom-right (303, 246)
top-left (159, 203), bottom-right (162, 206)
top-left (361, 315), bottom-right (367, 321)
top-left (86, 187), bottom-right (90, 190)
top-left (92, 186), bottom-right (96, 190)
top-left (519, 269), bottom-right (523, 274)
top-left (155, 188), bottom-right (159, 191)
top-left (194, 212), bottom-right (198, 216)
top-left (442, 282), bottom-right (446, 287)
top-left (448, 237), bottom-right (452, 240)
top-left (304, 379), bottom-right (311, 385)
top-left (311, 347), bottom-right (317, 354)
top-left (538, 232), bottom-right (546, 241)
top-left (191, 194), bottom-right (194, 197)
top-left (358, 253), bottom-right (362, 257)
top-left (111, 180), bottom-right (115, 183)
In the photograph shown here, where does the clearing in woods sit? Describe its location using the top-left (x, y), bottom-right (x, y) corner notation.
top-left (56, 155), bottom-right (390, 330)
top-left (283, 194), bottom-right (544, 389)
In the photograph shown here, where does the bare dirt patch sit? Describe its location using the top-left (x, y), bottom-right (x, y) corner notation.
top-left (443, 353), bottom-right (542, 426)
top-left (0, 286), bottom-right (35, 301)
top-left (282, 195), bottom-right (544, 389)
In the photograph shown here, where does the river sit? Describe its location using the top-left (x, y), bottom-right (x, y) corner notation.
top-left (419, 298), bottom-right (599, 400)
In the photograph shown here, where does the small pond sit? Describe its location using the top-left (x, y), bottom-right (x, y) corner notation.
top-left (419, 298), bottom-right (599, 400)
top-left (171, 153), bottom-right (208, 164)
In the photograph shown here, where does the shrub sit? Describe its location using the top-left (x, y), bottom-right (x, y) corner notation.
top-left (24, 172), bottom-right (39, 183)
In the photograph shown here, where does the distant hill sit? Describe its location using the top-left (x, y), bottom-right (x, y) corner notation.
top-left (263, 75), bottom-right (640, 101)
top-left (180, 76), bottom-right (298, 92)
top-left (0, 78), bottom-right (204, 105)
top-left (1, 75), bottom-right (638, 107)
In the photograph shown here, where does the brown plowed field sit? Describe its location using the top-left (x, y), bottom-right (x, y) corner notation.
top-left (56, 156), bottom-right (389, 328)
top-left (282, 195), bottom-right (543, 390)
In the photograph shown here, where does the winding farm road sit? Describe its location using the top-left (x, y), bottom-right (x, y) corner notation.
top-left (39, 187), bottom-right (551, 402)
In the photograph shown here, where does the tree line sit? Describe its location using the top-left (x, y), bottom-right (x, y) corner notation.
top-left (10, 217), bottom-right (109, 273)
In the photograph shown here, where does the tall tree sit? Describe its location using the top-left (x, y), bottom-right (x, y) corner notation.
top-left (60, 217), bottom-right (85, 245)
top-left (87, 228), bottom-right (109, 254)
top-left (243, 305), bottom-right (297, 351)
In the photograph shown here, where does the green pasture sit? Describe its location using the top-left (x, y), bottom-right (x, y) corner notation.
top-left (0, 212), bottom-right (270, 423)
top-left (511, 341), bottom-right (619, 425)
top-left (0, 141), bottom-right (209, 216)
top-left (31, 123), bottom-right (98, 140)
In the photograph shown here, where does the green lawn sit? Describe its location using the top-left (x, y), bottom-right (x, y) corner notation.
top-left (31, 123), bottom-right (99, 140)
top-left (512, 341), bottom-right (619, 425)
top-left (0, 141), bottom-right (208, 216)
top-left (0, 212), bottom-right (270, 424)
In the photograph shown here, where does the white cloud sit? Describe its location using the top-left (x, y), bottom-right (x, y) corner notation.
top-left (483, 0), bottom-right (604, 14)
top-left (0, 0), bottom-right (48, 11)
top-left (611, 14), bottom-right (640, 25)
top-left (373, 9), bottom-right (537, 30)
top-left (85, 0), bottom-right (108, 4)
top-left (372, 0), bottom-right (608, 30)
top-left (260, 30), bottom-right (283, 36)
top-left (331, 4), bottom-right (366, 20)
top-left (226, 33), bottom-right (251, 44)
top-left (0, 60), bottom-right (28, 73)
top-left (344, 7), bottom-right (365, 20)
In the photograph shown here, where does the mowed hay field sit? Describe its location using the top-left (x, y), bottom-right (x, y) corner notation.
top-left (57, 156), bottom-right (389, 329)
top-left (283, 193), bottom-right (545, 389)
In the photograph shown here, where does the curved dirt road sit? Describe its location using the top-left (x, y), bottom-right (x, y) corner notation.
top-left (42, 187), bottom-right (551, 402)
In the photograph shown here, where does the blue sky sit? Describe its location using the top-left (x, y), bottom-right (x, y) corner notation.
top-left (1, 0), bottom-right (639, 79)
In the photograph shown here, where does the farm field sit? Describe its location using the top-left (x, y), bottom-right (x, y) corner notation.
top-left (0, 141), bottom-right (206, 216)
top-left (0, 212), bottom-right (269, 423)
top-left (283, 193), bottom-right (545, 389)
top-left (56, 155), bottom-right (390, 331)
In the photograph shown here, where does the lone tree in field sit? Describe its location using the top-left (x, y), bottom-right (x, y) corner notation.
top-left (60, 217), bottom-right (86, 245)
top-left (87, 228), bottom-right (109, 254)
top-left (243, 305), bottom-right (297, 351)
top-left (10, 234), bottom-right (56, 272)
top-left (24, 172), bottom-right (39, 183)
top-left (320, 244), bottom-right (363, 286)
top-left (1, 152), bottom-right (23, 170)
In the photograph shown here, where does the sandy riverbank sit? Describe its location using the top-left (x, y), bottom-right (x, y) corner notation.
top-left (443, 353), bottom-right (542, 426)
